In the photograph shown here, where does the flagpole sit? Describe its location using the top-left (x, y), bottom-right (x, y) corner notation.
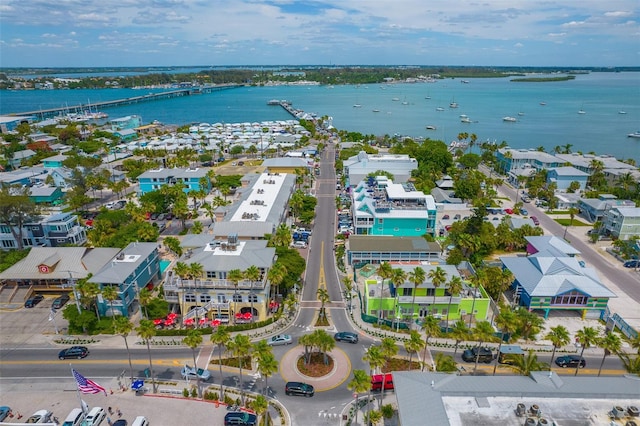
top-left (70, 364), bottom-right (84, 412)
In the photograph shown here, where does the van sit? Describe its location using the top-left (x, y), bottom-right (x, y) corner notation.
top-left (371, 373), bottom-right (394, 392)
top-left (131, 416), bottom-right (150, 426)
top-left (83, 407), bottom-right (106, 426)
top-left (62, 408), bottom-right (85, 426)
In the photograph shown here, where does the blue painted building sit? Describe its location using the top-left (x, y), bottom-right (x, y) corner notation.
top-left (137, 167), bottom-right (212, 196)
top-left (351, 176), bottom-right (437, 237)
top-left (547, 166), bottom-right (589, 191)
top-left (89, 242), bottom-right (161, 317)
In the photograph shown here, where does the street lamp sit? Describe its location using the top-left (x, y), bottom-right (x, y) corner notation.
top-left (62, 270), bottom-right (82, 315)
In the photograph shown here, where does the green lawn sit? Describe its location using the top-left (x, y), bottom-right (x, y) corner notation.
top-left (555, 218), bottom-right (590, 226)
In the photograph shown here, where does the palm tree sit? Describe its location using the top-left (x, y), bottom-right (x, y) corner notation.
top-left (314, 329), bottom-right (336, 365)
top-left (138, 287), bottom-right (153, 320)
top-left (267, 262), bottom-right (287, 301)
top-left (492, 308), bottom-right (517, 375)
top-left (407, 267), bottom-right (426, 328)
top-left (390, 268), bottom-right (407, 328)
top-left (420, 315), bottom-right (441, 372)
top-left (256, 352), bottom-right (278, 396)
top-left (444, 276), bottom-right (463, 330)
top-left (450, 320), bottom-right (470, 356)
top-left (564, 207), bottom-right (579, 239)
top-left (597, 332), bottom-right (622, 377)
top-left (244, 265), bottom-right (261, 322)
top-left (113, 316), bottom-right (135, 383)
top-left (101, 285), bottom-right (119, 321)
top-left (136, 319), bottom-right (158, 392)
top-left (471, 321), bottom-right (497, 375)
top-left (173, 261), bottom-right (190, 279)
top-left (405, 330), bottom-right (425, 370)
top-left (376, 262), bottom-right (393, 321)
top-left (435, 352), bottom-right (458, 372)
top-left (210, 326), bottom-right (230, 400)
top-left (379, 337), bottom-right (397, 400)
top-left (618, 353), bottom-right (640, 374)
top-left (504, 350), bottom-right (550, 376)
top-left (228, 334), bottom-right (252, 405)
top-left (363, 345), bottom-right (385, 412)
top-left (252, 394), bottom-right (269, 426)
top-left (316, 288), bottom-right (330, 321)
top-left (574, 326), bottom-right (601, 376)
top-left (227, 269), bottom-right (244, 323)
top-left (183, 329), bottom-right (204, 397)
top-left (347, 370), bottom-right (372, 425)
top-left (545, 325), bottom-right (571, 367)
top-left (427, 267), bottom-right (446, 314)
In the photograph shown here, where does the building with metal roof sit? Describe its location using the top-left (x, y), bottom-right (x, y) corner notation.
top-left (393, 371), bottom-right (640, 426)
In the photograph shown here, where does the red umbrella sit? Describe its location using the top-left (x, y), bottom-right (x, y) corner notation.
top-left (199, 318), bottom-right (208, 325)
top-left (235, 312), bottom-right (243, 318)
top-left (153, 319), bottom-right (163, 326)
top-left (243, 312), bottom-right (252, 319)
top-left (184, 318), bottom-right (195, 326)
top-left (164, 318), bottom-right (174, 326)
top-left (211, 319), bottom-right (221, 327)
top-left (167, 313), bottom-right (178, 320)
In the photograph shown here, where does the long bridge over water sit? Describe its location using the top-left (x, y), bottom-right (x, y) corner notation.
top-left (12, 83), bottom-right (242, 119)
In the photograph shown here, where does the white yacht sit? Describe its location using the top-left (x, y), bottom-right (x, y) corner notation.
top-left (627, 131), bottom-right (640, 139)
top-left (503, 116), bottom-right (517, 122)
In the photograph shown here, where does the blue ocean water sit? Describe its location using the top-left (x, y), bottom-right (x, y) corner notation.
top-left (1, 72), bottom-right (639, 162)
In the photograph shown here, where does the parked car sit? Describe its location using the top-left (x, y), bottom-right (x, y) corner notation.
top-left (461, 347), bottom-right (494, 363)
top-left (504, 208), bottom-right (514, 215)
top-left (267, 334), bottom-right (292, 346)
top-left (52, 293), bottom-right (70, 310)
top-left (453, 214), bottom-right (461, 220)
top-left (224, 412), bottom-right (257, 426)
top-left (285, 381), bottom-right (314, 397)
top-left (131, 416), bottom-right (149, 426)
top-left (624, 260), bottom-right (639, 268)
top-left (520, 208), bottom-right (528, 216)
top-left (61, 408), bottom-right (85, 426)
top-left (371, 373), bottom-right (394, 391)
top-left (530, 216), bottom-right (540, 225)
top-left (555, 355), bottom-right (586, 368)
top-left (181, 365), bottom-right (212, 381)
top-left (0, 406), bottom-right (11, 422)
top-left (58, 346), bottom-right (89, 360)
top-left (112, 421), bottom-right (127, 426)
top-left (83, 407), bottom-right (106, 426)
top-left (442, 214), bottom-right (450, 220)
top-left (237, 161), bottom-right (245, 166)
top-left (292, 241), bottom-right (308, 249)
top-left (334, 331), bottom-right (359, 343)
top-left (25, 410), bottom-right (53, 423)
top-left (24, 294), bottom-right (44, 308)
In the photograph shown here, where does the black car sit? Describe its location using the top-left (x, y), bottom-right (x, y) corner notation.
top-left (24, 294), bottom-right (44, 308)
top-left (58, 346), bottom-right (89, 360)
top-left (461, 347), bottom-right (494, 363)
top-left (224, 412), bottom-right (257, 426)
top-left (334, 331), bottom-right (359, 344)
top-left (112, 420), bottom-right (127, 426)
top-left (285, 381), bottom-right (314, 397)
top-left (624, 260), bottom-right (639, 268)
top-left (52, 293), bottom-right (70, 310)
top-left (555, 355), bottom-right (586, 368)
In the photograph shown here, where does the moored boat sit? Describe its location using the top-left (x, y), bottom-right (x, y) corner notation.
top-left (503, 116), bottom-right (517, 122)
top-left (627, 131), bottom-right (640, 139)
top-left (426, 125), bottom-right (436, 130)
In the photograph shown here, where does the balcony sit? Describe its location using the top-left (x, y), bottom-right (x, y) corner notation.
top-left (397, 296), bottom-right (461, 305)
top-left (164, 276), bottom-right (266, 291)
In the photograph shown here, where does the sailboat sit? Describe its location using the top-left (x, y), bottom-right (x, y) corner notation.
top-left (578, 104), bottom-right (586, 114)
top-left (449, 98), bottom-right (458, 108)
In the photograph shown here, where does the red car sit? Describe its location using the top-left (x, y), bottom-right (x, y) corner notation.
top-left (530, 216), bottom-right (540, 225)
top-left (504, 208), bottom-right (514, 215)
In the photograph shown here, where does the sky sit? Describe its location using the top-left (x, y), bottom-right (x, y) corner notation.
top-left (1, 0), bottom-right (638, 68)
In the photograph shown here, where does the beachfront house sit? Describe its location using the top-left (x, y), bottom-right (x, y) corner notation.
top-left (351, 176), bottom-right (437, 237)
top-left (501, 237), bottom-right (615, 319)
top-left (360, 263), bottom-right (490, 329)
top-left (602, 206), bottom-right (640, 240)
top-left (164, 236), bottom-right (276, 324)
top-left (137, 167), bottom-right (212, 196)
top-left (88, 242), bottom-right (161, 317)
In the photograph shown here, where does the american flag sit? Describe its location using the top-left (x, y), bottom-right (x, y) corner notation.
top-left (72, 369), bottom-right (106, 395)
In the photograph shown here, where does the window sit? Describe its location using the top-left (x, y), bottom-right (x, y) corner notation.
top-left (207, 271), bottom-right (217, 279)
top-left (248, 294), bottom-right (258, 303)
top-left (1, 240), bottom-right (15, 248)
top-left (185, 294), bottom-right (196, 302)
top-left (201, 294), bottom-right (211, 303)
top-left (233, 293), bottom-right (243, 302)
top-left (402, 288), bottom-right (411, 296)
top-left (217, 294), bottom-right (227, 303)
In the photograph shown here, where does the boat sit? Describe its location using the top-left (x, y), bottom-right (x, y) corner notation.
top-left (426, 125), bottom-right (437, 130)
top-left (619, 111), bottom-right (627, 114)
top-left (459, 114), bottom-right (468, 118)
top-left (425, 96), bottom-right (431, 99)
top-left (461, 80), bottom-right (470, 84)
top-left (436, 107), bottom-right (444, 111)
top-left (449, 101), bottom-right (458, 108)
top-left (372, 109), bottom-right (380, 112)
top-left (518, 112), bottom-right (525, 116)
top-left (503, 116), bottom-right (517, 122)
top-left (539, 102), bottom-right (546, 106)
top-left (392, 97), bottom-right (400, 101)
top-left (461, 117), bottom-right (472, 123)
top-left (401, 101), bottom-right (409, 105)
top-left (628, 131), bottom-right (640, 138)
top-left (578, 109), bottom-right (586, 115)
top-left (267, 99), bottom-right (280, 105)
top-left (353, 104), bottom-right (362, 108)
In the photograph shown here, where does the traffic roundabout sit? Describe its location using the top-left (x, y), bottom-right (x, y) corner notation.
top-left (279, 345), bottom-right (352, 392)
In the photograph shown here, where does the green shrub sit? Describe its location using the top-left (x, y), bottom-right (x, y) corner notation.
top-left (190, 386), bottom-right (197, 398)
top-left (182, 388), bottom-right (189, 397)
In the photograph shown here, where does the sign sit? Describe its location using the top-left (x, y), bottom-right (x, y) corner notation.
top-left (38, 265), bottom-right (50, 274)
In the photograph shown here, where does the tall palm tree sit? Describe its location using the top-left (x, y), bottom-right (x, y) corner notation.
top-left (136, 319), bottom-right (158, 392)
top-left (390, 268), bottom-right (407, 328)
top-left (450, 320), bottom-right (470, 357)
top-left (244, 265), bottom-right (261, 322)
top-left (210, 326), bottom-right (230, 400)
top-left (376, 262), bottom-right (393, 322)
top-left (113, 316), bottom-right (135, 383)
top-left (435, 352), bottom-right (458, 372)
top-left (504, 350), bottom-right (549, 376)
top-left (405, 330), bottom-right (425, 370)
top-left (545, 325), bottom-right (571, 367)
top-left (101, 285), bottom-right (119, 321)
top-left (427, 267), bottom-right (446, 314)
top-left (363, 345), bottom-right (385, 412)
top-left (471, 321), bottom-right (497, 376)
top-left (492, 308), bottom-right (517, 375)
top-left (316, 288), bottom-right (330, 321)
top-left (228, 334), bottom-right (252, 405)
top-left (347, 370), bottom-right (372, 426)
top-left (420, 315), bottom-right (441, 372)
top-left (252, 394), bottom-right (269, 426)
top-left (173, 261), bottom-right (190, 279)
top-left (227, 269), bottom-right (244, 324)
top-left (183, 329), bottom-right (204, 397)
top-left (256, 352), bottom-right (278, 396)
top-left (597, 332), bottom-right (622, 377)
top-left (445, 276), bottom-right (463, 330)
top-left (266, 262), bottom-right (287, 301)
top-left (138, 287), bottom-right (153, 320)
top-left (407, 267), bottom-right (426, 329)
top-left (574, 326), bottom-right (601, 376)
top-left (379, 337), bottom-right (397, 398)
top-left (618, 353), bottom-right (640, 374)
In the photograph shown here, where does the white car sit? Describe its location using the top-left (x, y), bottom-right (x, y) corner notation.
top-left (181, 365), bottom-right (212, 381)
top-left (292, 241), bottom-right (307, 249)
top-left (266, 334), bottom-right (293, 346)
top-left (25, 410), bottom-right (53, 423)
